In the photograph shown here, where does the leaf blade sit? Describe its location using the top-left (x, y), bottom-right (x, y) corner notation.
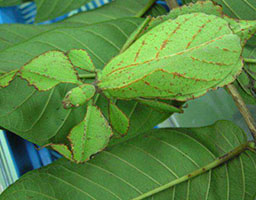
top-left (1, 121), bottom-right (255, 200)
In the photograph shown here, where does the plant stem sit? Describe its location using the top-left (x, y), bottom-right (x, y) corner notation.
top-left (79, 74), bottom-right (96, 79)
top-left (244, 58), bottom-right (256, 64)
top-left (226, 84), bottom-right (256, 141)
top-left (136, 0), bottom-right (157, 17)
top-left (133, 142), bottom-right (251, 200)
top-left (166, 0), bottom-right (179, 9)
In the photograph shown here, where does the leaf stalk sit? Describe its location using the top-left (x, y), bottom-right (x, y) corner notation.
top-left (136, 0), bottom-right (157, 17)
top-left (226, 84), bottom-right (256, 141)
top-left (79, 73), bottom-right (96, 79)
top-left (132, 142), bottom-right (251, 200)
top-left (244, 58), bottom-right (256, 64)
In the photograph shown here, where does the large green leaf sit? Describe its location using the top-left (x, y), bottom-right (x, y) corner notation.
top-left (34, 0), bottom-right (92, 23)
top-left (0, 0), bottom-right (158, 54)
top-left (98, 13), bottom-right (243, 101)
top-left (0, 17), bottom-right (170, 146)
top-left (32, 0), bottom-right (157, 23)
top-left (61, 0), bottom-right (158, 26)
top-left (0, 0), bottom-right (26, 6)
top-left (1, 121), bottom-right (255, 199)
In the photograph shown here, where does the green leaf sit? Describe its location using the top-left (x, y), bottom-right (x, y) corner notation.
top-left (67, 105), bottom-right (113, 163)
top-left (68, 49), bottom-right (96, 72)
top-left (34, 0), bottom-right (92, 23)
top-left (34, 0), bottom-right (157, 23)
top-left (109, 102), bottom-right (130, 136)
top-left (98, 13), bottom-right (243, 101)
top-left (59, 0), bottom-right (156, 27)
top-left (19, 51), bottom-right (81, 91)
top-left (62, 84), bottom-right (96, 109)
top-left (0, 18), bottom-right (170, 146)
top-left (0, 0), bottom-right (25, 6)
top-left (1, 121), bottom-right (255, 200)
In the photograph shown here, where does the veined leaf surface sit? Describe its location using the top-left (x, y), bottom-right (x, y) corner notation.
top-left (0, 0), bottom-right (24, 6)
top-left (34, 0), bottom-right (91, 23)
top-left (98, 13), bottom-right (243, 101)
top-left (1, 121), bottom-right (255, 200)
top-left (33, 0), bottom-right (156, 23)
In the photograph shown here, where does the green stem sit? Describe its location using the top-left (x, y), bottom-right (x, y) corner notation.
top-left (93, 93), bottom-right (100, 104)
top-left (133, 142), bottom-right (251, 200)
top-left (244, 58), bottom-right (256, 64)
top-left (136, 0), bottom-right (157, 17)
top-left (79, 74), bottom-right (96, 79)
top-left (226, 84), bottom-right (256, 141)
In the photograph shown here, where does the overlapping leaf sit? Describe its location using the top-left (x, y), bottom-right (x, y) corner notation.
top-left (34, 0), bottom-right (92, 23)
top-left (1, 121), bottom-right (255, 200)
top-left (26, 0), bottom-right (157, 23)
top-left (98, 13), bottom-right (243, 101)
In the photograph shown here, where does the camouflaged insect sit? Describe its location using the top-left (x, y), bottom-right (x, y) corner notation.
top-left (97, 13), bottom-right (245, 101)
top-left (1, 1), bottom-right (256, 163)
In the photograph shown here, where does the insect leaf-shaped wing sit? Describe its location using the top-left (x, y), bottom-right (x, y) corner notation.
top-left (20, 51), bottom-right (82, 91)
top-left (68, 105), bottom-right (113, 163)
top-left (98, 13), bottom-right (243, 101)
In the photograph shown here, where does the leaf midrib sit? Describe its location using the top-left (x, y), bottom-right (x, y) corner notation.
top-left (132, 142), bottom-right (253, 200)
